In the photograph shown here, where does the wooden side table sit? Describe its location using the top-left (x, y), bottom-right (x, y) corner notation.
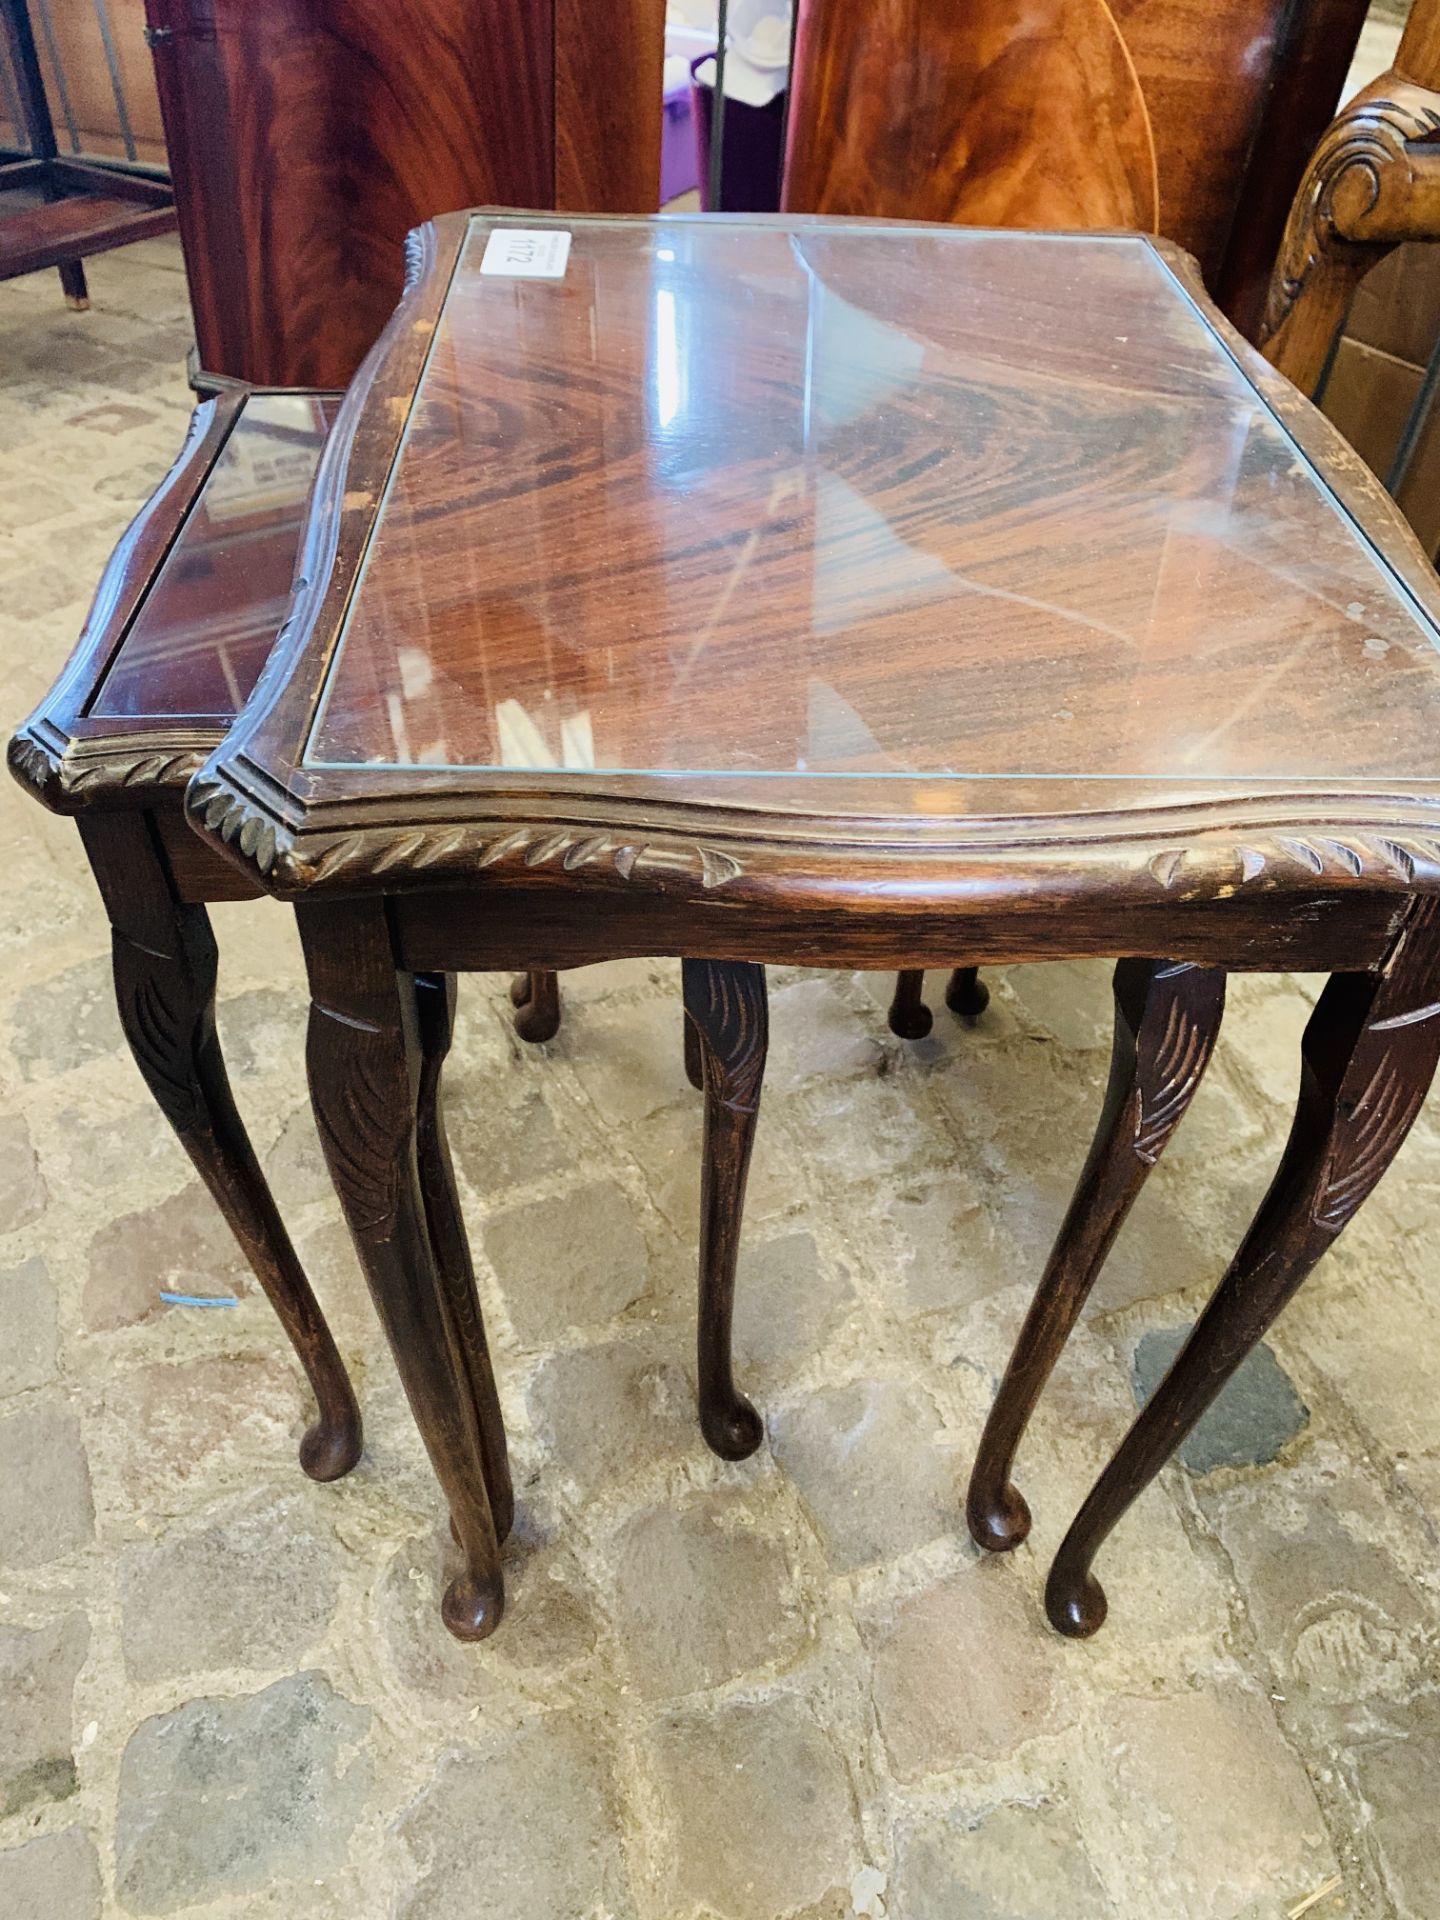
top-left (186, 210), bottom-right (1440, 1643)
top-left (8, 386), bottom-right (362, 1482)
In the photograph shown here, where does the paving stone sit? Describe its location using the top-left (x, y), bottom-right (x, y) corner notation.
top-left (880, 1179), bottom-right (1009, 1318)
top-left (768, 975), bottom-right (888, 1091)
top-left (449, 1076), bottom-right (596, 1199)
top-left (114, 1672), bottom-right (371, 1914)
top-left (1352, 1696), bottom-right (1440, 1920)
top-left (770, 1378), bottom-right (962, 1571)
top-left (1132, 1329), bottom-right (1309, 1472)
top-left (84, 1183), bottom-right (251, 1331)
top-left (650, 1693), bottom-right (859, 1918)
top-left (1081, 1688), bottom-right (1333, 1918)
top-left (609, 1495), bottom-right (809, 1699)
top-left (0, 1256), bottom-right (58, 1397)
top-left (0, 1401), bottom-right (93, 1567)
top-left (0, 1831), bottom-right (103, 1920)
top-left (525, 1335), bottom-right (694, 1496)
top-left (629, 1095), bottom-right (790, 1234)
top-left (120, 1496), bottom-right (338, 1681)
top-left (97, 1352), bottom-right (309, 1515)
top-left (9, 954), bottom-right (121, 1076)
top-left (866, 1567), bottom-right (1062, 1781)
top-left (397, 1718), bottom-right (633, 1920)
top-left (379, 1532), bottom-right (597, 1700)
top-left (1002, 958), bottom-right (1116, 1052)
top-left (260, 1103), bottom-right (335, 1214)
top-left (566, 997), bottom-right (692, 1126)
top-left (891, 1798), bottom-right (1109, 1920)
top-left (0, 1613), bottom-right (88, 1817)
top-left (1210, 1462), bottom-right (1431, 1710)
top-left (0, 1112), bottom-right (47, 1232)
top-left (214, 987), bottom-right (307, 1080)
top-left (483, 1181), bottom-right (650, 1343)
top-left (733, 1230), bottom-right (858, 1386)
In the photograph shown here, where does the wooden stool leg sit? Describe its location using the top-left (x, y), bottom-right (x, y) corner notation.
top-left (80, 814), bottom-right (361, 1483)
top-left (888, 969), bottom-right (932, 1039)
top-left (682, 958), bottom-right (767, 1460)
top-left (510, 968), bottom-right (561, 1042)
top-left (945, 966), bottom-right (990, 1016)
top-left (413, 973), bottom-right (514, 1541)
top-left (302, 901), bottom-right (504, 1641)
top-left (967, 959), bottom-right (1225, 1551)
top-left (59, 258), bottom-right (89, 309)
top-left (1047, 903), bottom-right (1440, 1639)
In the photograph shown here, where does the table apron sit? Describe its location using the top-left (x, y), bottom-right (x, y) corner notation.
top-left (389, 880), bottom-right (1408, 976)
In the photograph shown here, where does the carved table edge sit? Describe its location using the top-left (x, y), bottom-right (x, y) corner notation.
top-left (182, 760), bottom-right (1440, 910)
top-left (9, 720), bottom-right (210, 816)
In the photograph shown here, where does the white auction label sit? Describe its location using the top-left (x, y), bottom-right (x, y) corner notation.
top-left (479, 228), bottom-right (573, 279)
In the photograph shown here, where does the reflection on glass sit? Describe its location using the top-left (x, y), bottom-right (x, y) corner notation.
top-left (304, 217), bottom-right (1440, 784)
top-left (93, 394), bottom-right (336, 721)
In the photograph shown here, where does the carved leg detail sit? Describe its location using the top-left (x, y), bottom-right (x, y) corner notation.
top-left (510, 969), bottom-right (561, 1042)
top-left (1047, 902), bottom-right (1440, 1639)
top-left (945, 966), bottom-right (990, 1017)
top-left (888, 969), bottom-right (932, 1039)
top-left (683, 1006), bottom-right (704, 1091)
top-left (301, 901), bottom-right (504, 1641)
top-left (413, 974), bottom-right (514, 1542)
top-left (79, 814), bottom-right (361, 1483)
top-left (682, 958), bottom-right (767, 1460)
top-left (967, 959), bottom-right (1225, 1553)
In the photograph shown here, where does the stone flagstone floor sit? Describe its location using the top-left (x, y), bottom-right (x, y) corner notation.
top-left (4, 237), bottom-right (1440, 1920)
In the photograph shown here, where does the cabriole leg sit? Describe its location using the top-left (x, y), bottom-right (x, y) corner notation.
top-left (967, 959), bottom-right (1225, 1552)
top-left (1047, 902), bottom-right (1440, 1638)
top-left (682, 958), bottom-right (768, 1460)
top-left (301, 900), bottom-right (504, 1640)
top-left (945, 966), bottom-right (989, 1016)
top-left (510, 968), bottom-right (561, 1042)
top-left (79, 813), bottom-right (361, 1482)
top-left (413, 972), bottom-right (514, 1541)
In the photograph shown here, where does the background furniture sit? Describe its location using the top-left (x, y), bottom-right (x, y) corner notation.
top-left (187, 208), bottom-right (1440, 1643)
top-left (1, 0), bottom-right (174, 306)
top-left (780, 0), bottom-right (1370, 338)
top-left (1259, 0), bottom-right (1440, 396)
top-left (8, 386), bottom-right (362, 1484)
top-left (142, 0), bottom-right (666, 386)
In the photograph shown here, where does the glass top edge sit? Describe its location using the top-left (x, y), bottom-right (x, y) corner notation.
top-left (461, 211), bottom-right (1160, 247)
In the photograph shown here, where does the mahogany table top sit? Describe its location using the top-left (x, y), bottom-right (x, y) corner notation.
top-left (173, 212), bottom-right (1440, 968)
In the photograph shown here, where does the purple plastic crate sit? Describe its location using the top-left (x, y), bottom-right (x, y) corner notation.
top-left (661, 82), bottom-right (698, 205)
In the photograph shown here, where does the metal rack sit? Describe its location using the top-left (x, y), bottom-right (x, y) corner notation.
top-left (1, 0), bottom-right (174, 307)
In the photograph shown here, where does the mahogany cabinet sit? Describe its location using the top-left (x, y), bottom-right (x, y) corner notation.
top-left (781, 0), bottom-right (1373, 337)
top-left (142, 0), bottom-right (663, 386)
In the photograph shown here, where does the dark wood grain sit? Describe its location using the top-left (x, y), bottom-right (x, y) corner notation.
top-left (967, 957), bottom-right (1225, 1554)
top-left (781, 0), bottom-right (1368, 327)
top-left (146, 0), bottom-right (666, 386)
top-left (1047, 896), bottom-right (1440, 1636)
top-left (683, 958), bottom-right (768, 1460)
top-left (301, 897), bottom-right (506, 1640)
top-left (509, 968), bottom-right (562, 1043)
top-left (79, 809), bottom-right (361, 1482)
top-left (554, 0), bottom-right (663, 212)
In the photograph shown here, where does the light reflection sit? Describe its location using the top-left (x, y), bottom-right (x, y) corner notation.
top-left (654, 286), bottom-right (683, 430)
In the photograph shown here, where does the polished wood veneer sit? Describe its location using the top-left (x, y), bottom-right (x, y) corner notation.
top-left (780, 0), bottom-right (1371, 334)
top-left (145, 0), bottom-right (664, 387)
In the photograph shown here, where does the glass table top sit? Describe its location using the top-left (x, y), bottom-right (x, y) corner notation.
top-left (93, 393), bottom-right (337, 722)
top-left (303, 215), bottom-right (1440, 786)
